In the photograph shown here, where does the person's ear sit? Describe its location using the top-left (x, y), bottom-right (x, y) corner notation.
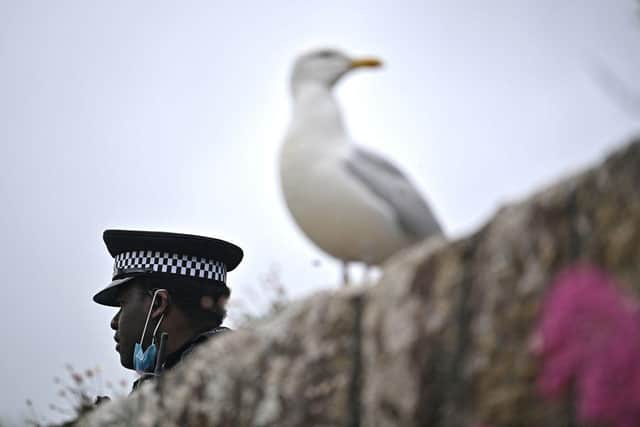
top-left (151, 289), bottom-right (170, 319)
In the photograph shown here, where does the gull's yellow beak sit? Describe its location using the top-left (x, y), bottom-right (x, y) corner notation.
top-left (350, 57), bottom-right (383, 69)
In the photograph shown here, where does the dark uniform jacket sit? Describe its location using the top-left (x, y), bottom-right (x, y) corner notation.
top-left (131, 326), bottom-right (229, 391)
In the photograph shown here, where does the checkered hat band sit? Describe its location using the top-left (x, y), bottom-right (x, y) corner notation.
top-left (112, 251), bottom-right (227, 282)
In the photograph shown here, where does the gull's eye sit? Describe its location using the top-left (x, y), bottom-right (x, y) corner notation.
top-left (316, 50), bottom-right (335, 58)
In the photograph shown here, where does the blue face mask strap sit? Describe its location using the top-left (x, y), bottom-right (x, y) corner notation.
top-left (151, 313), bottom-right (165, 345)
top-left (139, 289), bottom-right (166, 346)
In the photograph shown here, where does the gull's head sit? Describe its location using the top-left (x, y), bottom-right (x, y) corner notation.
top-left (291, 48), bottom-right (382, 91)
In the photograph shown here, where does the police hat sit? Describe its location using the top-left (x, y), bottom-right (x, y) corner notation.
top-left (93, 229), bottom-right (243, 306)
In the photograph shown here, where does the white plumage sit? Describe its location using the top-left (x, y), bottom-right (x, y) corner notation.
top-left (279, 48), bottom-right (443, 282)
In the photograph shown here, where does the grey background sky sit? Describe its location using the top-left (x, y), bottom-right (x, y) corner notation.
top-left (2, 0), bottom-right (640, 423)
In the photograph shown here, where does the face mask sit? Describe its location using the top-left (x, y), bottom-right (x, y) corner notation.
top-left (133, 289), bottom-right (165, 373)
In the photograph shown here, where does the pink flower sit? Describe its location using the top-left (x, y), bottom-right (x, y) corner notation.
top-left (535, 264), bottom-right (640, 427)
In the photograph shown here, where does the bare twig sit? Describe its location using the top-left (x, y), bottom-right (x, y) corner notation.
top-left (591, 59), bottom-right (640, 116)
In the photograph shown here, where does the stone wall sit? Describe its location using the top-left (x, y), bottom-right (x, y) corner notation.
top-left (79, 139), bottom-right (640, 427)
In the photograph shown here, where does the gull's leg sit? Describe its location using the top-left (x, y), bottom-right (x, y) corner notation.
top-left (342, 261), bottom-right (350, 287)
top-left (363, 264), bottom-right (371, 285)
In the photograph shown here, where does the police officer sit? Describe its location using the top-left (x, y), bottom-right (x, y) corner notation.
top-left (92, 229), bottom-right (243, 391)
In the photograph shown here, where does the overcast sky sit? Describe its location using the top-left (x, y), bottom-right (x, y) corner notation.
top-left (2, 0), bottom-right (640, 424)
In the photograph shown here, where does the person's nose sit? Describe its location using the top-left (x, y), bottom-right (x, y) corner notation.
top-left (110, 309), bottom-right (120, 331)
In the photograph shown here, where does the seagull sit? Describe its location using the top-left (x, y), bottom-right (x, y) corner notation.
top-left (279, 48), bottom-right (443, 285)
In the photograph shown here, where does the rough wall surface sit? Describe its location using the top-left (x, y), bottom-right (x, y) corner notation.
top-left (80, 139), bottom-right (640, 427)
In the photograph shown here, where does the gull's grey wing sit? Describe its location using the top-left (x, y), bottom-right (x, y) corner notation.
top-left (343, 146), bottom-right (442, 239)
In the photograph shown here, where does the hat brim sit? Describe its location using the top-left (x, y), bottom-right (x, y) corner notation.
top-left (93, 277), bottom-right (136, 307)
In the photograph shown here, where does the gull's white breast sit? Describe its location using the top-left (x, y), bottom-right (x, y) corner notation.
top-left (279, 134), bottom-right (412, 264)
